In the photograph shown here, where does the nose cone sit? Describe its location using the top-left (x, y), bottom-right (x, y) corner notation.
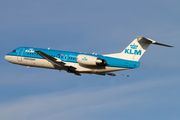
top-left (5, 55), bottom-right (11, 62)
top-left (4, 55), bottom-right (7, 60)
top-left (5, 55), bottom-right (8, 61)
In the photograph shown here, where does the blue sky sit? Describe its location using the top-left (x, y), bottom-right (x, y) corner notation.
top-left (0, 0), bottom-right (180, 120)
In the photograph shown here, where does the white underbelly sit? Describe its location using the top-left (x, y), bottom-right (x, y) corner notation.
top-left (6, 55), bottom-right (55, 69)
top-left (6, 55), bottom-right (129, 73)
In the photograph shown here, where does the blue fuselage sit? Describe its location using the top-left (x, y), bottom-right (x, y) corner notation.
top-left (5, 47), bottom-right (140, 74)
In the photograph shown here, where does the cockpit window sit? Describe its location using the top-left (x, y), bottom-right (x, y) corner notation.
top-left (12, 50), bottom-right (16, 53)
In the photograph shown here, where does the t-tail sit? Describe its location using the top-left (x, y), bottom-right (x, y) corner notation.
top-left (104, 37), bottom-right (173, 61)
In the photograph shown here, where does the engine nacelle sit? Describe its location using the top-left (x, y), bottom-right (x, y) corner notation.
top-left (76, 55), bottom-right (106, 66)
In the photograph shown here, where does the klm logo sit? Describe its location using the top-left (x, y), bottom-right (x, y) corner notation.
top-left (125, 43), bottom-right (142, 55)
top-left (82, 57), bottom-right (87, 61)
top-left (25, 49), bottom-right (34, 53)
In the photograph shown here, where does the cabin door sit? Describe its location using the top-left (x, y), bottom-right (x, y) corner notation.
top-left (17, 48), bottom-right (24, 62)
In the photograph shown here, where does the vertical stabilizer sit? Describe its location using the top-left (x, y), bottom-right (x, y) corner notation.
top-left (104, 37), bottom-right (172, 61)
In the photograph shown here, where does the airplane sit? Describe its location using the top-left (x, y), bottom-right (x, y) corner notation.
top-left (4, 37), bottom-right (173, 76)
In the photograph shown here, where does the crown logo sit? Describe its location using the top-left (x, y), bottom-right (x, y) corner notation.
top-left (130, 43), bottom-right (138, 49)
top-left (82, 57), bottom-right (87, 61)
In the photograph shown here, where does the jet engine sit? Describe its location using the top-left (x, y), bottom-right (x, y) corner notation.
top-left (76, 55), bottom-right (106, 66)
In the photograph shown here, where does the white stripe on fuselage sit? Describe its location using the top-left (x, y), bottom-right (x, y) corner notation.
top-left (5, 55), bottom-right (129, 73)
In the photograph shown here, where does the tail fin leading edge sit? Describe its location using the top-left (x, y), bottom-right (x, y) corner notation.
top-left (104, 37), bottom-right (173, 61)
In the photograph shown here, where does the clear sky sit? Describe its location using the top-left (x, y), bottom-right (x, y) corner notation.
top-left (0, 0), bottom-right (180, 120)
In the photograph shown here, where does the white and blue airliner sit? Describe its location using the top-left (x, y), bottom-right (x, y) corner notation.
top-left (5, 37), bottom-right (172, 76)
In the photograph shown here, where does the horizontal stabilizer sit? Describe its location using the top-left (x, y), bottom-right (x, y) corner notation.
top-left (137, 37), bottom-right (173, 47)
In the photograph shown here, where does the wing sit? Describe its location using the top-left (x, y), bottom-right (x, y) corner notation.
top-left (35, 51), bottom-right (81, 76)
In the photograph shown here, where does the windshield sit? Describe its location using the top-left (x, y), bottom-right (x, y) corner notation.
top-left (12, 50), bottom-right (16, 53)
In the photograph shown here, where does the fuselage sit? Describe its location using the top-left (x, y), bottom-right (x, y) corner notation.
top-left (5, 47), bottom-right (140, 74)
